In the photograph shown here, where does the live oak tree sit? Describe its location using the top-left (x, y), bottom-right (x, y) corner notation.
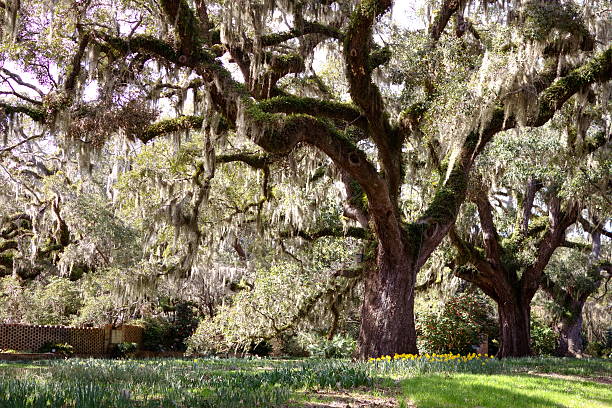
top-left (541, 221), bottom-right (611, 357)
top-left (450, 123), bottom-right (610, 357)
top-left (1, 0), bottom-right (611, 357)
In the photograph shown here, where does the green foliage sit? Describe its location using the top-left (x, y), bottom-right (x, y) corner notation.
top-left (38, 342), bottom-right (74, 356)
top-left (584, 339), bottom-right (612, 358)
top-left (521, 0), bottom-right (589, 42)
top-left (140, 318), bottom-right (173, 352)
top-left (0, 276), bottom-right (81, 325)
top-left (530, 317), bottom-right (557, 356)
top-left (298, 333), bottom-right (356, 358)
top-left (170, 302), bottom-right (199, 351)
top-left (417, 293), bottom-right (497, 354)
top-left (187, 238), bottom-right (358, 355)
top-left (111, 342), bottom-right (138, 358)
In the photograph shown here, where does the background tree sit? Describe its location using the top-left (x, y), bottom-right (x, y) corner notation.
top-left (541, 221), bottom-right (611, 356)
top-left (450, 117), bottom-right (610, 356)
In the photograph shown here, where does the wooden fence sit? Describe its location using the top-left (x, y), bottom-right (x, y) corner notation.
top-left (0, 323), bottom-right (143, 355)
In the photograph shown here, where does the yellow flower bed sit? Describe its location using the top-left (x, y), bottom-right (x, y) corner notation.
top-left (369, 352), bottom-right (496, 363)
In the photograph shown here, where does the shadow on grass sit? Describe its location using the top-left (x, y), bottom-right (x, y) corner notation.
top-left (284, 389), bottom-right (400, 408)
top-left (401, 373), bottom-right (612, 408)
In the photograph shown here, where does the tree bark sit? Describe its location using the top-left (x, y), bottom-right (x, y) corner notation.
top-left (497, 294), bottom-right (532, 357)
top-left (556, 305), bottom-right (584, 357)
top-left (359, 251), bottom-right (417, 357)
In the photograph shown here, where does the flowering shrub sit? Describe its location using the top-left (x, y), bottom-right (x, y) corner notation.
top-left (368, 352), bottom-right (497, 375)
top-left (417, 293), bottom-right (497, 354)
top-left (369, 352), bottom-right (495, 362)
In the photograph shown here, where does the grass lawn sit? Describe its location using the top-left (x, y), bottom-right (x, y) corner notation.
top-left (0, 356), bottom-right (610, 407)
top-left (402, 374), bottom-right (611, 408)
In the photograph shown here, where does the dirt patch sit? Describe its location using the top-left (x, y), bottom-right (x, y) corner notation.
top-left (527, 372), bottom-right (612, 385)
top-left (283, 386), bottom-right (411, 408)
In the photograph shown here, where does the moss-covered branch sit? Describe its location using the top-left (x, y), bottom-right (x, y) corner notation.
top-left (281, 226), bottom-right (369, 241)
top-left (428, 0), bottom-right (463, 43)
top-left (261, 21), bottom-right (344, 46)
top-left (217, 152), bottom-right (271, 170)
top-left (257, 95), bottom-right (368, 129)
top-left (344, 0), bottom-right (402, 198)
top-left (160, 0), bottom-right (205, 58)
top-left (0, 102), bottom-right (45, 122)
top-left (535, 46), bottom-right (612, 125)
top-left (139, 116), bottom-right (204, 142)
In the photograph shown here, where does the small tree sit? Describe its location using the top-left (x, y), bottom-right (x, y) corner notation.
top-left (417, 292), bottom-right (497, 355)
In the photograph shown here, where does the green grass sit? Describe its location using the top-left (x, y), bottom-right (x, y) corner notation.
top-left (0, 358), bottom-right (372, 407)
top-left (402, 374), bottom-right (612, 408)
top-left (0, 357), bottom-right (609, 407)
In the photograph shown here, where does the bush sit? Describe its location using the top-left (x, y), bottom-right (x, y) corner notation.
top-left (530, 318), bottom-right (557, 356)
top-left (417, 293), bottom-right (497, 355)
top-left (186, 318), bottom-right (227, 356)
top-left (111, 342), bottom-right (138, 358)
top-left (248, 340), bottom-right (272, 357)
top-left (140, 317), bottom-right (173, 351)
top-left (299, 333), bottom-right (356, 358)
top-left (139, 302), bottom-right (199, 352)
top-left (38, 342), bottom-right (74, 356)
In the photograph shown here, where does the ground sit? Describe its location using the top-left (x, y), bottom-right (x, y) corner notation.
top-left (0, 356), bottom-right (610, 407)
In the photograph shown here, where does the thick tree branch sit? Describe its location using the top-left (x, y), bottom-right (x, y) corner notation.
top-left (0, 102), bottom-right (45, 122)
top-left (578, 215), bottom-right (612, 239)
top-left (416, 46), bottom-right (612, 267)
top-left (281, 226), bottom-right (368, 241)
top-left (344, 0), bottom-right (402, 198)
top-left (257, 95), bottom-right (368, 130)
top-left (520, 201), bottom-right (579, 298)
top-left (560, 240), bottom-right (592, 251)
top-left (216, 152), bottom-right (270, 170)
top-left (139, 115), bottom-right (204, 142)
top-left (473, 189), bottom-right (503, 268)
top-left (521, 178), bottom-right (544, 235)
top-left (533, 46), bottom-right (612, 126)
top-left (429, 0), bottom-right (463, 43)
top-left (261, 21), bottom-right (344, 46)
top-left (63, 33), bottom-right (91, 95)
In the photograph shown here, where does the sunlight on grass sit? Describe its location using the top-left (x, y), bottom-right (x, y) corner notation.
top-left (401, 373), bottom-right (612, 408)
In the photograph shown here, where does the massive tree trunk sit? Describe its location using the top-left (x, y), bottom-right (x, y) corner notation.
top-left (556, 305), bottom-right (584, 357)
top-left (497, 293), bottom-right (532, 357)
top-left (359, 251), bottom-right (417, 357)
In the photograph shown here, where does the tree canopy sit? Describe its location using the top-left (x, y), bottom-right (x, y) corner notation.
top-left (0, 0), bottom-right (610, 358)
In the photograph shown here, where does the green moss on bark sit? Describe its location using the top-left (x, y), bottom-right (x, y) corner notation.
top-left (0, 103), bottom-right (45, 122)
top-left (537, 46), bottom-right (612, 121)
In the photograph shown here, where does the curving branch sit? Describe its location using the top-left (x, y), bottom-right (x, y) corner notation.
top-left (139, 115), bottom-right (205, 142)
top-left (281, 225), bottom-right (368, 241)
top-left (416, 45), bottom-right (612, 267)
top-left (217, 152), bottom-right (271, 170)
top-left (261, 21), bottom-right (344, 46)
top-left (429, 0), bottom-right (464, 43)
top-left (520, 201), bottom-right (580, 299)
top-left (344, 0), bottom-right (402, 198)
top-left (472, 188), bottom-right (503, 268)
top-left (257, 95), bottom-right (368, 130)
top-left (0, 102), bottom-right (45, 122)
